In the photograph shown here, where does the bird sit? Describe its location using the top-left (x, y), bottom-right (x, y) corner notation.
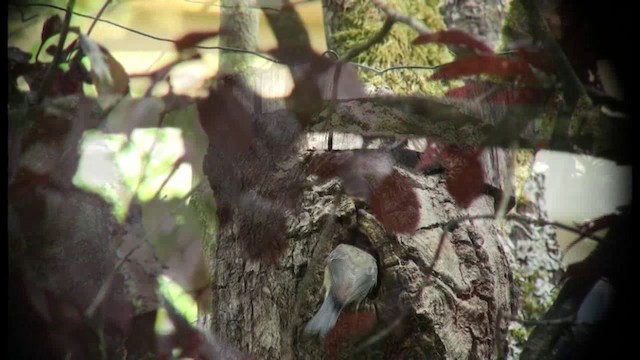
top-left (304, 243), bottom-right (378, 337)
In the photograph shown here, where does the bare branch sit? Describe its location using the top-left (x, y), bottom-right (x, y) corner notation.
top-left (34, 0), bottom-right (76, 104)
top-left (419, 212), bottom-right (605, 281)
top-left (150, 156), bottom-right (187, 202)
top-left (87, 0), bottom-right (112, 35)
top-left (508, 314), bottom-right (575, 326)
top-left (371, 0), bottom-right (431, 35)
top-left (519, 0), bottom-right (590, 149)
top-left (85, 246), bottom-right (139, 318)
top-left (495, 142), bottom-right (517, 219)
top-left (328, 18), bottom-right (394, 149)
top-left (182, 0), bottom-right (317, 12)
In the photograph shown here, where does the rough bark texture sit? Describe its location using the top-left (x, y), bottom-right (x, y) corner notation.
top-left (206, 1), bottom-right (516, 358)
top-left (440, 0), bottom-right (508, 50)
top-left (208, 121), bottom-right (517, 359)
top-left (218, 0), bottom-right (258, 74)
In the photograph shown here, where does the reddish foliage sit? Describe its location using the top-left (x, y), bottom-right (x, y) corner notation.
top-left (236, 193), bottom-right (289, 264)
top-left (445, 82), bottom-right (548, 105)
top-left (50, 68), bottom-right (84, 96)
top-left (196, 75), bottom-right (256, 155)
top-left (308, 150), bottom-right (394, 200)
top-left (174, 31), bottom-right (220, 51)
top-left (413, 29), bottom-right (494, 55)
top-left (41, 15), bottom-right (63, 44)
top-left (432, 55), bottom-right (539, 84)
top-left (416, 141), bottom-right (445, 170)
top-left (417, 142), bottom-right (485, 208)
top-left (323, 311), bottom-right (376, 359)
top-left (307, 152), bottom-right (345, 180)
top-left (440, 146), bottom-right (485, 208)
top-left (369, 170), bottom-right (421, 234)
top-left (516, 47), bottom-right (555, 73)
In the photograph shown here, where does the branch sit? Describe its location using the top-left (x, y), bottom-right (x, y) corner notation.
top-left (371, 0), bottom-right (431, 35)
top-left (419, 213), bottom-right (605, 281)
top-left (182, 0), bottom-right (316, 12)
top-left (87, 0), bottom-right (111, 35)
top-left (11, 2), bottom-right (280, 64)
top-left (495, 141), bottom-right (517, 219)
top-left (328, 18), bottom-right (394, 149)
top-left (34, 0), bottom-right (76, 104)
top-left (85, 246), bottom-right (139, 318)
top-left (150, 156), bottom-right (187, 202)
top-left (519, 0), bottom-right (590, 149)
top-left (509, 314), bottom-right (575, 327)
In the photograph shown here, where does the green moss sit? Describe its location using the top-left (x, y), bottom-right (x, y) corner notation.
top-left (511, 326), bottom-right (528, 343)
top-left (514, 149), bottom-right (534, 205)
top-left (511, 269), bottom-right (559, 344)
top-left (329, 0), bottom-right (453, 96)
top-left (498, 0), bottom-right (529, 51)
top-left (187, 183), bottom-right (218, 260)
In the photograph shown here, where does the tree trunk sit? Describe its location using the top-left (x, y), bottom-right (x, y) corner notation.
top-left (208, 130), bottom-right (517, 358)
top-left (207, 1), bottom-right (517, 359)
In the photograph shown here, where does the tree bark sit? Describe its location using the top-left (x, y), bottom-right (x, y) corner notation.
top-left (206, 1), bottom-right (517, 359)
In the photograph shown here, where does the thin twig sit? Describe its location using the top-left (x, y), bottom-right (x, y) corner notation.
top-left (424, 221), bottom-right (453, 282)
top-left (86, 0), bottom-right (112, 35)
top-left (354, 314), bottom-right (405, 353)
top-left (150, 156), bottom-right (187, 202)
top-left (561, 233), bottom-right (595, 263)
top-left (15, 6), bottom-right (39, 22)
top-left (420, 212), bottom-right (605, 279)
top-left (85, 245), bottom-right (139, 318)
top-left (352, 63), bottom-right (443, 74)
top-left (493, 214), bottom-right (605, 241)
top-left (371, 0), bottom-right (431, 35)
top-left (327, 18), bottom-right (395, 150)
top-left (330, 18), bottom-right (395, 102)
top-left (182, 0), bottom-right (316, 12)
top-left (495, 142), bottom-right (518, 219)
top-left (11, 3), bottom-right (280, 63)
top-left (331, 17), bottom-right (395, 100)
top-left (34, 0), bottom-right (76, 104)
top-left (508, 314), bottom-right (575, 326)
top-left (520, 0), bottom-right (589, 149)
top-left (12, 2), bottom-right (523, 79)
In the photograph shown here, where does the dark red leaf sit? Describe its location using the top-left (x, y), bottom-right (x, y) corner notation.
top-left (236, 193), bottom-right (288, 264)
top-left (446, 82), bottom-right (549, 105)
top-left (45, 44), bottom-right (58, 56)
top-left (413, 29), bottom-right (494, 55)
top-left (487, 87), bottom-right (548, 104)
top-left (307, 152), bottom-right (345, 180)
top-left (64, 38), bottom-right (78, 54)
top-left (196, 75), bottom-right (256, 155)
top-left (46, 68), bottom-right (84, 96)
top-left (432, 55), bottom-right (539, 84)
top-left (416, 141), bottom-right (445, 170)
top-left (308, 150), bottom-right (394, 199)
top-left (516, 47), bottom-right (555, 73)
top-left (174, 31), bottom-right (220, 51)
top-left (369, 170), bottom-right (421, 234)
top-left (323, 311), bottom-right (377, 359)
top-left (41, 15), bottom-right (63, 44)
top-left (441, 146), bottom-right (485, 208)
top-left (268, 47), bottom-right (366, 125)
top-left (445, 82), bottom-right (489, 99)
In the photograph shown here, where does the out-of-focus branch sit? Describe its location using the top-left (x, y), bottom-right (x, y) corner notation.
top-left (35, 0), bottom-right (76, 104)
top-left (372, 0), bottom-right (431, 35)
